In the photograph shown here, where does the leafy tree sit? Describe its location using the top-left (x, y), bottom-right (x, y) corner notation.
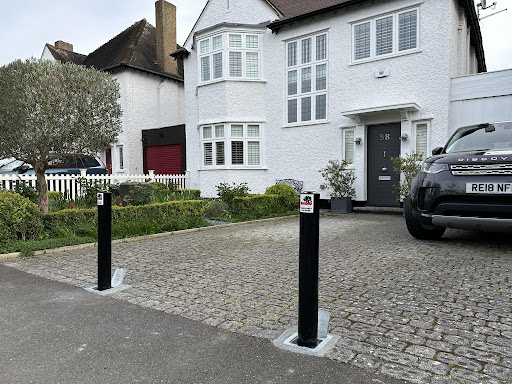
top-left (319, 159), bottom-right (356, 198)
top-left (0, 59), bottom-right (122, 212)
top-left (391, 152), bottom-right (424, 202)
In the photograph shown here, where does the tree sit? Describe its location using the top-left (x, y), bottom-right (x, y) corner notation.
top-left (0, 59), bottom-right (122, 212)
top-left (391, 152), bottom-right (424, 202)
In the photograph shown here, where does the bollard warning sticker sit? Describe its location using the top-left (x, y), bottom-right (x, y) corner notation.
top-left (97, 193), bottom-right (104, 206)
top-left (300, 194), bottom-right (314, 213)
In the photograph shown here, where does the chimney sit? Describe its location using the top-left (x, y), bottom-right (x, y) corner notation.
top-left (55, 40), bottom-right (73, 52)
top-left (155, 0), bottom-right (179, 77)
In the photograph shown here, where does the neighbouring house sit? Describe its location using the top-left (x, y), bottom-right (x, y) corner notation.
top-left (174, 0), bottom-right (487, 206)
top-left (42, 0), bottom-right (186, 176)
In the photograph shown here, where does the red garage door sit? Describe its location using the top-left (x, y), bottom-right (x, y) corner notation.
top-left (145, 145), bottom-right (182, 174)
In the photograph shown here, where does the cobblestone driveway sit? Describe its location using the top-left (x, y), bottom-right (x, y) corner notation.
top-left (4, 214), bottom-right (512, 384)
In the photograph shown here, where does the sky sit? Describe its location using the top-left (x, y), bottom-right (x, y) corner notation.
top-left (0, 0), bottom-right (510, 71)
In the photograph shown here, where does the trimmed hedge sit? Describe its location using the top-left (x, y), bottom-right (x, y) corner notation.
top-left (264, 184), bottom-right (299, 210)
top-left (43, 200), bottom-right (204, 232)
top-left (231, 194), bottom-right (297, 218)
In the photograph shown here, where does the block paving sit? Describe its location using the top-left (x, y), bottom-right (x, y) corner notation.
top-left (4, 214), bottom-right (512, 384)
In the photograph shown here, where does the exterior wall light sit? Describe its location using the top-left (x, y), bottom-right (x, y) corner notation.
top-left (400, 133), bottom-right (409, 141)
top-left (355, 137), bottom-right (362, 145)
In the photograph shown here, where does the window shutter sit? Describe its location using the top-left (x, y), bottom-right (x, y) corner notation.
top-left (231, 141), bottom-right (244, 165)
top-left (376, 16), bottom-right (393, 56)
top-left (416, 124), bottom-right (428, 160)
top-left (204, 143), bottom-right (213, 166)
top-left (216, 142), bottom-right (225, 165)
top-left (354, 22), bottom-right (371, 60)
top-left (399, 10), bottom-right (418, 51)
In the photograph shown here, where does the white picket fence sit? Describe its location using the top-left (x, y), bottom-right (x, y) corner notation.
top-left (0, 170), bottom-right (190, 200)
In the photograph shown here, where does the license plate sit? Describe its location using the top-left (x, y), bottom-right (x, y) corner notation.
top-left (466, 183), bottom-right (512, 194)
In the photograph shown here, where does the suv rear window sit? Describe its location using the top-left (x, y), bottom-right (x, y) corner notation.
top-left (445, 122), bottom-right (512, 153)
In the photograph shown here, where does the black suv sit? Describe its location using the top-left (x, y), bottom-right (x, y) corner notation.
top-left (405, 121), bottom-right (512, 239)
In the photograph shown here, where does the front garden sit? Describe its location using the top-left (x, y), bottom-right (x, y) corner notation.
top-left (0, 180), bottom-right (299, 256)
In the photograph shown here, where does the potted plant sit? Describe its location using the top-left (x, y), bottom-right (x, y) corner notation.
top-left (320, 159), bottom-right (356, 213)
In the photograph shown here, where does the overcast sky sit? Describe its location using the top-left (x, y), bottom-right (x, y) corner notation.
top-left (0, 0), bottom-right (510, 71)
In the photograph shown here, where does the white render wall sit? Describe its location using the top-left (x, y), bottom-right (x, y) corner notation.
top-left (112, 70), bottom-right (185, 175)
top-left (185, 0), bottom-right (474, 201)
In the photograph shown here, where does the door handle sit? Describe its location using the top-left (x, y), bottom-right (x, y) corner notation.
top-left (382, 167), bottom-right (388, 172)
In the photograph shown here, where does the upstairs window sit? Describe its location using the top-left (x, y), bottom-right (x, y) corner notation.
top-left (353, 7), bottom-right (419, 62)
top-left (286, 32), bottom-right (328, 125)
top-left (198, 32), bottom-right (261, 84)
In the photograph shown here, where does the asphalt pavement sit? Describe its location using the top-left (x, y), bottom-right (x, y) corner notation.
top-left (0, 264), bottom-right (403, 384)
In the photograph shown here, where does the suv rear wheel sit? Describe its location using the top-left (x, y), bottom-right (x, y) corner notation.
top-left (404, 197), bottom-right (445, 240)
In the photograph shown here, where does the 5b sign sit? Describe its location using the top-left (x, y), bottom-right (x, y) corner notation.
top-left (300, 194), bottom-right (314, 213)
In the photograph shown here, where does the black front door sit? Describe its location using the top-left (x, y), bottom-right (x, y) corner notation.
top-left (367, 123), bottom-right (401, 207)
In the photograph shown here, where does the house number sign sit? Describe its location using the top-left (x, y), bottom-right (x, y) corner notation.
top-left (380, 133), bottom-right (391, 141)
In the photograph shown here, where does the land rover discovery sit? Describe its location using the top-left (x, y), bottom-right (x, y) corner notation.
top-left (404, 121), bottom-right (512, 239)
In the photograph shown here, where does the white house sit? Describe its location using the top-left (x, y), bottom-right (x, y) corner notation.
top-left (175, 0), bottom-right (486, 206)
top-left (42, 0), bottom-right (186, 176)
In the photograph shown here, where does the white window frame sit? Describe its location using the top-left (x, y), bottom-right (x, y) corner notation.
top-left (352, 6), bottom-right (420, 63)
top-left (198, 31), bottom-right (262, 85)
top-left (286, 31), bottom-right (329, 127)
top-left (414, 120), bottom-right (431, 160)
top-left (342, 128), bottom-right (356, 164)
top-left (117, 145), bottom-right (124, 171)
top-left (200, 123), bottom-right (263, 169)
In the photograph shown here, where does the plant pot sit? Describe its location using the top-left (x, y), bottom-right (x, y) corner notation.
top-left (330, 197), bottom-right (353, 214)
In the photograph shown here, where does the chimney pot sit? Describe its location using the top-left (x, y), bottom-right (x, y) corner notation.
top-left (55, 40), bottom-right (74, 52)
top-left (155, 0), bottom-right (179, 77)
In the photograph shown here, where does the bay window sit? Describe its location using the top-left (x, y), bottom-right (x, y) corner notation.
top-left (201, 123), bottom-right (262, 168)
top-left (286, 32), bottom-right (328, 125)
top-left (198, 31), bottom-right (261, 84)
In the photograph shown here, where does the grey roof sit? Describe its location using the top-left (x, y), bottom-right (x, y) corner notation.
top-left (45, 44), bottom-right (86, 65)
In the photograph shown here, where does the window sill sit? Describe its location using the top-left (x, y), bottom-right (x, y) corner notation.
top-left (199, 166), bottom-right (269, 171)
top-left (198, 78), bottom-right (267, 88)
top-left (350, 49), bottom-right (422, 66)
top-left (283, 120), bottom-right (331, 129)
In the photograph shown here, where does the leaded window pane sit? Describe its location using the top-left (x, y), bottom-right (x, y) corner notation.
top-left (200, 39), bottom-right (210, 54)
top-left (288, 42), bottom-right (297, 67)
top-left (247, 125), bottom-right (259, 137)
top-left (229, 34), bottom-right (242, 48)
top-left (229, 52), bottom-right (242, 77)
top-left (301, 97), bottom-right (312, 122)
top-left (213, 52), bottom-right (223, 79)
top-left (231, 125), bottom-right (243, 137)
top-left (376, 16), bottom-right (393, 56)
top-left (215, 125), bottom-right (224, 138)
top-left (416, 124), bottom-right (428, 160)
top-left (316, 94), bottom-right (327, 120)
top-left (246, 52), bottom-right (259, 78)
top-left (301, 67), bottom-right (312, 93)
top-left (246, 35), bottom-right (258, 49)
top-left (203, 126), bottom-right (212, 139)
top-left (213, 35), bottom-right (223, 50)
top-left (288, 70), bottom-right (297, 95)
top-left (354, 22), bottom-right (371, 60)
top-left (316, 64), bottom-right (327, 91)
top-left (316, 34), bottom-right (327, 60)
top-left (301, 38), bottom-right (312, 64)
top-left (288, 99), bottom-right (298, 124)
top-left (248, 142), bottom-right (260, 165)
top-left (231, 141), bottom-right (244, 165)
top-left (399, 10), bottom-right (417, 51)
top-left (201, 56), bottom-right (210, 82)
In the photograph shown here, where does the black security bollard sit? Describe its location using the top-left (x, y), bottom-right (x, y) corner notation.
top-left (297, 192), bottom-right (320, 348)
top-left (97, 191), bottom-right (112, 291)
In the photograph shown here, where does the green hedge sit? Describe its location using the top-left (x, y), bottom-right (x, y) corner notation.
top-left (43, 200), bottom-right (204, 232)
top-left (0, 191), bottom-right (43, 241)
top-left (231, 194), bottom-right (297, 218)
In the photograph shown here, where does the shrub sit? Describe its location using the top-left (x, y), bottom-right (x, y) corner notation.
top-left (149, 182), bottom-right (168, 191)
top-left (0, 191), bottom-right (43, 241)
top-left (48, 191), bottom-right (63, 200)
top-left (391, 152), bottom-right (424, 202)
top-left (320, 159), bottom-right (356, 198)
top-left (216, 182), bottom-right (249, 205)
top-left (14, 182), bottom-right (38, 203)
top-left (265, 184), bottom-right (299, 210)
top-left (77, 178), bottom-right (117, 207)
top-left (231, 194), bottom-right (297, 218)
top-left (203, 200), bottom-right (229, 218)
